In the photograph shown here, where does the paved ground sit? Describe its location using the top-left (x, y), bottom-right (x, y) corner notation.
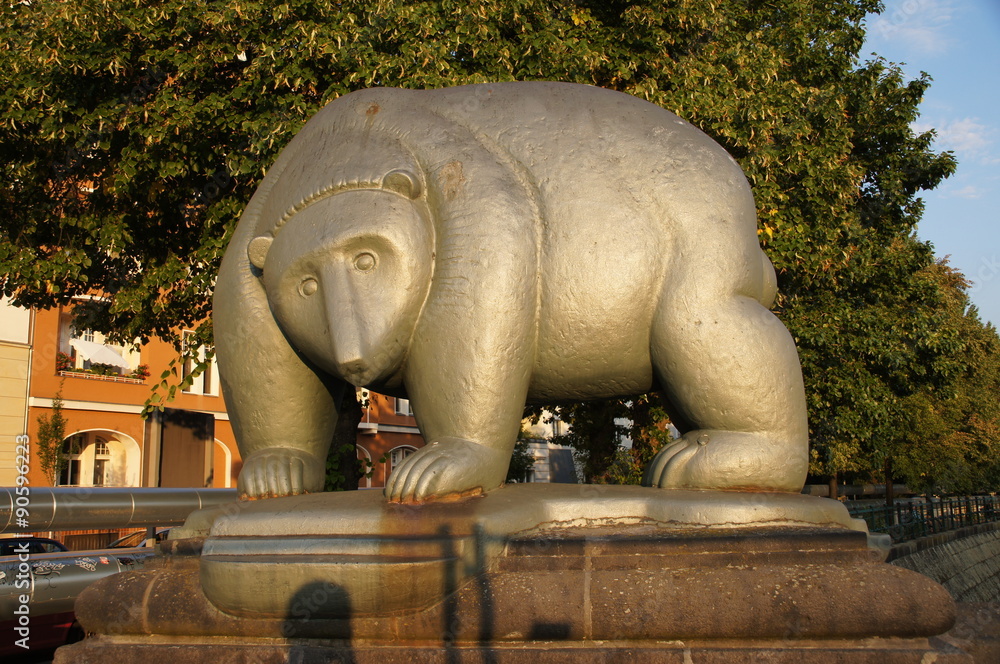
top-left (943, 602), bottom-right (1000, 663)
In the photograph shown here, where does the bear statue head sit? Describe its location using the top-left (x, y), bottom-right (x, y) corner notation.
top-left (246, 169), bottom-right (434, 388)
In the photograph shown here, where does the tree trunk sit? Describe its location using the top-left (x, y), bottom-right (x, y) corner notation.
top-left (885, 457), bottom-right (895, 508)
top-left (325, 389), bottom-right (364, 491)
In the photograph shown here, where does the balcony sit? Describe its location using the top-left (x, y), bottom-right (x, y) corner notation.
top-left (57, 370), bottom-right (145, 385)
top-left (57, 347), bottom-right (149, 384)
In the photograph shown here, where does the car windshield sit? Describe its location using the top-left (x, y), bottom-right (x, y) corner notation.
top-left (108, 529), bottom-right (169, 548)
top-left (109, 532), bottom-right (146, 548)
top-left (0, 538), bottom-right (68, 556)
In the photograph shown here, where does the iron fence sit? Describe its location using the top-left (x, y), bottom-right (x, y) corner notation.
top-left (847, 495), bottom-right (1000, 543)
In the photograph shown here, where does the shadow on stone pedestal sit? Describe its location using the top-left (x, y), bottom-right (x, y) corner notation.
top-left (55, 486), bottom-right (971, 663)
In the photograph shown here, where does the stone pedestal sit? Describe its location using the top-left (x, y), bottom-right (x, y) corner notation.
top-left (56, 486), bottom-right (969, 663)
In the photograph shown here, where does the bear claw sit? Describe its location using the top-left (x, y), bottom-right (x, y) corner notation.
top-left (238, 448), bottom-right (325, 499)
top-left (642, 430), bottom-right (806, 492)
top-left (385, 438), bottom-right (508, 503)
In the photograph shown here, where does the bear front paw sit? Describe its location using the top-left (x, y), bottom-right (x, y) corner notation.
top-left (238, 448), bottom-right (325, 499)
top-left (385, 438), bottom-right (509, 503)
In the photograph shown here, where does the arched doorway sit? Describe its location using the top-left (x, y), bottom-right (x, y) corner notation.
top-left (357, 445), bottom-right (373, 489)
top-left (58, 430), bottom-right (141, 487)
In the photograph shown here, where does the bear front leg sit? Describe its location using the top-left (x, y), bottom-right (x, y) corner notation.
top-left (385, 251), bottom-right (537, 502)
top-left (217, 290), bottom-right (345, 499)
top-left (384, 437), bottom-right (513, 503)
top-left (215, 223), bottom-right (344, 500)
top-left (643, 291), bottom-right (809, 492)
top-left (237, 447), bottom-right (329, 499)
top-left (386, 325), bottom-right (534, 502)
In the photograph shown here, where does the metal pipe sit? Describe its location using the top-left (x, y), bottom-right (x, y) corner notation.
top-left (0, 487), bottom-right (238, 533)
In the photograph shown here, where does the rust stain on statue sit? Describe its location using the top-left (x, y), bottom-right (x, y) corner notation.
top-left (440, 160), bottom-right (465, 201)
top-left (391, 485), bottom-right (484, 506)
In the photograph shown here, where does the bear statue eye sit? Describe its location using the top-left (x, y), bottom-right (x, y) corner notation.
top-left (353, 252), bottom-right (376, 272)
top-left (299, 277), bottom-right (318, 297)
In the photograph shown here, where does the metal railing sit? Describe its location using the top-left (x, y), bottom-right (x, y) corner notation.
top-left (58, 370), bottom-right (145, 384)
top-left (847, 495), bottom-right (1000, 543)
top-left (0, 487), bottom-right (238, 533)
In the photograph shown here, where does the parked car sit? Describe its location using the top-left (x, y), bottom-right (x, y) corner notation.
top-left (0, 537), bottom-right (68, 556)
top-left (107, 528), bottom-right (171, 549)
top-left (0, 544), bottom-right (155, 655)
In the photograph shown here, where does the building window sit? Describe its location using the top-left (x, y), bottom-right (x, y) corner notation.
top-left (66, 323), bottom-right (134, 375)
top-left (93, 438), bottom-right (110, 487)
top-left (59, 434), bottom-right (85, 487)
top-left (389, 446), bottom-right (416, 472)
top-left (181, 331), bottom-right (195, 381)
top-left (72, 327), bottom-right (95, 370)
top-left (203, 360), bottom-right (214, 394)
top-left (394, 398), bottom-right (414, 417)
top-left (182, 330), bottom-right (219, 396)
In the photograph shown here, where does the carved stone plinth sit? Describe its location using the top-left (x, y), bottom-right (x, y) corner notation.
top-left (56, 486), bottom-right (969, 663)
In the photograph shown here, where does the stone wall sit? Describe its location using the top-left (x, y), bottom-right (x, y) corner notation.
top-left (891, 522), bottom-right (1000, 602)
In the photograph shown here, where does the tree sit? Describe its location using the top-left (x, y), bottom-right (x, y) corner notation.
top-left (323, 388), bottom-right (366, 491)
top-left (0, 1), bottom-right (982, 486)
top-left (36, 390), bottom-right (68, 486)
top-left (0, 0), bottom-right (881, 347)
top-left (887, 261), bottom-right (1000, 494)
top-left (528, 396), bottom-right (671, 484)
top-left (778, 60), bottom-right (961, 487)
top-left (535, 400), bottom-right (626, 483)
top-left (505, 432), bottom-right (536, 484)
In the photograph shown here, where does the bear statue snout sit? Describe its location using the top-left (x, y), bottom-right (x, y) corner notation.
top-left (336, 357), bottom-right (371, 386)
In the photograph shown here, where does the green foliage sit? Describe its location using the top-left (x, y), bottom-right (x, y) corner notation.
top-left (1, 0), bottom-right (993, 489)
top-left (533, 401), bottom-right (625, 483)
top-left (141, 342), bottom-right (214, 416)
top-left (324, 442), bottom-right (363, 491)
top-left (323, 388), bottom-right (366, 491)
top-left (529, 396), bottom-right (670, 484)
top-left (0, 0), bottom-right (875, 349)
top-left (600, 448), bottom-right (649, 486)
top-left (886, 261), bottom-right (1000, 494)
top-left (36, 390), bottom-right (67, 486)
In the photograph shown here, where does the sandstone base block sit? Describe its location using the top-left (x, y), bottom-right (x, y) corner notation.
top-left (56, 487), bottom-right (968, 662)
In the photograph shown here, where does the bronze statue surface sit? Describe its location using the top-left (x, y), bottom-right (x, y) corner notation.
top-left (214, 81), bottom-right (809, 503)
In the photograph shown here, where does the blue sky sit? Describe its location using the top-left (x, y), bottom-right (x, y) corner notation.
top-left (863, 0), bottom-right (1000, 327)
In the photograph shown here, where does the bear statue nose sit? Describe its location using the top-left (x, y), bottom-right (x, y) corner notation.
top-left (336, 358), bottom-right (371, 386)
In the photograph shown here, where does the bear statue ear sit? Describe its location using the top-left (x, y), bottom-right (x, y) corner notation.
top-left (382, 169), bottom-right (422, 199)
top-left (247, 235), bottom-right (273, 270)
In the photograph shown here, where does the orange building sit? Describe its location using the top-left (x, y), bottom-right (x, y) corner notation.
top-left (1, 298), bottom-right (425, 492)
top-left (355, 389), bottom-right (423, 488)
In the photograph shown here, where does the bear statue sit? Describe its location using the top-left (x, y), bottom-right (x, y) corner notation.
top-left (214, 81), bottom-right (809, 503)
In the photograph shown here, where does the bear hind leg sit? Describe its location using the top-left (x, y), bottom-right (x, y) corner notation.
top-left (643, 292), bottom-right (809, 492)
